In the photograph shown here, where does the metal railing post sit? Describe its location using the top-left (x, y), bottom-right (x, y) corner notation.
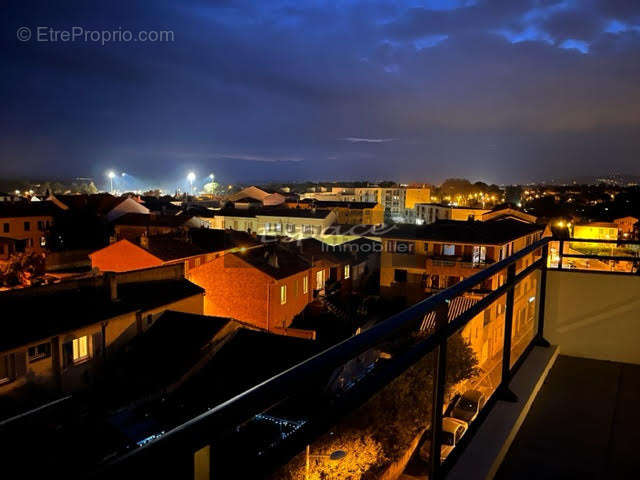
top-left (536, 244), bottom-right (551, 347)
top-left (557, 239), bottom-right (564, 269)
top-left (498, 263), bottom-right (518, 402)
top-left (428, 303), bottom-right (448, 480)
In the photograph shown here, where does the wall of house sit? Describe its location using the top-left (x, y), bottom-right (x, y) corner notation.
top-left (545, 270), bottom-right (640, 364)
top-left (187, 254), bottom-right (271, 329)
top-left (0, 215), bottom-right (53, 254)
top-left (267, 270), bottom-right (313, 329)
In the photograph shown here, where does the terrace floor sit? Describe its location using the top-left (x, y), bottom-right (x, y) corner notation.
top-left (496, 354), bottom-right (640, 479)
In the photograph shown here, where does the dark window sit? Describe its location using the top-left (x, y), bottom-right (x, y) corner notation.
top-left (394, 269), bottom-right (408, 283)
top-left (24, 221), bottom-right (30, 231)
top-left (2, 223), bottom-right (8, 233)
top-left (28, 343), bottom-right (51, 362)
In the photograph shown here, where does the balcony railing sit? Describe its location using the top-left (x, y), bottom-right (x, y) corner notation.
top-left (87, 239), bottom-right (549, 479)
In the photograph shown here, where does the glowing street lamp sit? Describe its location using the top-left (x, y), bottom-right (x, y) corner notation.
top-left (107, 171), bottom-right (115, 193)
top-left (187, 171), bottom-right (196, 195)
top-left (305, 446), bottom-right (346, 480)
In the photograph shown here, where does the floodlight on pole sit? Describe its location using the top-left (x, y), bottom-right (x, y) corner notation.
top-left (187, 172), bottom-right (196, 195)
top-left (107, 171), bottom-right (116, 193)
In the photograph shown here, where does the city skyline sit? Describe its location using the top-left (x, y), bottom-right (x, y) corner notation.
top-left (3, 0), bottom-right (640, 185)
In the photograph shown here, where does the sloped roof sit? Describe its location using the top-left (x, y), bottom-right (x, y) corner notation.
top-left (113, 212), bottom-right (194, 228)
top-left (228, 186), bottom-right (270, 202)
top-left (146, 236), bottom-right (209, 261)
top-left (0, 201), bottom-right (57, 218)
top-left (53, 193), bottom-right (128, 214)
top-left (0, 278), bottom-right (204, 352)
top-left (235, 245), bottom-right (310, 280)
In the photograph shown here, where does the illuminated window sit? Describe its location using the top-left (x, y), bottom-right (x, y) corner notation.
top-left (303, 276), bottom-right (308, 294)
top-left (316, 270), bottom-right (324, 289)
top-left (344, 264), bottom-right (350, 279)
top-left (72, 336), bottom-right (89, 363)
top-left (280, 285), bottom-right (287, 305)
top-left (40, 236), bottom-right (46, 247)
top-left (443, 244), bottom-right (456, 256)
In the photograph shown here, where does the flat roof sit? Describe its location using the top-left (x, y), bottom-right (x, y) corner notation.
top-left (381, 219), bottom-right (544, 244)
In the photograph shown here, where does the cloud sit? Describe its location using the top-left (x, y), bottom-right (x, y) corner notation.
top-left (210, 153), bottom-right (303, 163)
top-left (343, 137), bottom-right (394, 143)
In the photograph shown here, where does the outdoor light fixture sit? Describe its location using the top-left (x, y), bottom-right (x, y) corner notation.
top-left (187, 171), bottom-right (196, 195)
top-left (107, 171), bottom-right (116, 193)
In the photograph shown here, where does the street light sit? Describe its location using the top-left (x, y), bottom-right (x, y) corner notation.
top-left (187, 172), bottom-right (196, 195)
top-left (305, 446), bottom-right (347, 480)
top-left (107, 171), bottom-right (115, 193)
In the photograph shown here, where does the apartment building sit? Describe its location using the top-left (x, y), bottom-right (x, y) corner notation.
top-left (112, 212), bottom-right (205, 241)
top-left (614, 216), bottom-right (639, 239)
top-left (415, 203), bottom-right (490, 224)
top-left (0, 201), bottom-right (56, 260)
top-left (287, 200), bottom-right (385, 226)
top-left (379, 218), bottom-right (544, 303)
top-left (209, 207), bottom-right (337, 238)
top-left (0, 264), bottom-right (204, 398)
top-left (330, 185), bottom-right (431, 221)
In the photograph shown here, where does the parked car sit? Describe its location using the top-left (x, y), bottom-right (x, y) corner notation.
top-left (450, 390), bottom-right (486, 423)
top-left (419, 417), bottom-right (469, 463)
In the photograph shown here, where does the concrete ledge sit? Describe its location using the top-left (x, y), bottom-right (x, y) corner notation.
top-left (447, 345), bottom-right (559, 480)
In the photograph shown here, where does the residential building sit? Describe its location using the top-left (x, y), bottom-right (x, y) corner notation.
top-left (379, 218), bottom-right (544, 303)
top-left (0, 201), bottom-right (56, 259)
top-left (613, 216), bottom-right (638, 239)
top-left (48, 192), bottom-right (149, 221)
top-left (330, 185), bottom-right (431, 221)
top-left (90, 229), bottom-right (257, 273)
top-left (573, 222), bottom-right (619, 242)
top-left (0, 263), bottom-right (204, 398)
top-left (415, 203), bottom-right (490, 224)
top-left (187, 245), bottom-right (314, 333)
top-left (112, 212), bottom-right (206, 241)
top-left (287, 199), bottom-right (385, 225)
top-left (209, 207), bottom-right (337, 238)
top-left (228, 186), bottom-right (286, 206)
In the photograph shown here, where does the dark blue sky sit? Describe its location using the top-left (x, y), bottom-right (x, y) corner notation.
top-left (2, 0), bottom-right (640, 190)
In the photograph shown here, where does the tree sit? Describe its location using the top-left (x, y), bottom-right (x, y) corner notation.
top-left (0, 252), bottom-right (46, 287)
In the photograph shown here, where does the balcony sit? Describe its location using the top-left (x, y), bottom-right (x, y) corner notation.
top-left (4, 238), bottom-right (640, 480)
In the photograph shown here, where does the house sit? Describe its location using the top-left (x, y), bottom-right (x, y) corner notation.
top-left (228, 186), bottom-right (285, 207)
top-left (379, 218), bottom-right (544, 303)
top-left (48, 193), bottom-right (149, 221)
top-left (0, 201), bottom-right (56, 259)
top-left (613, 216), bottom-right (638, 239)
top-left (187, 245), bottom-right (314, 334)
top-left (0, 192), bottom-right (22, 202)
top-left (112, 212), bottom-right (206, 241)
top-left (0, 263), bottom-right (204, 399)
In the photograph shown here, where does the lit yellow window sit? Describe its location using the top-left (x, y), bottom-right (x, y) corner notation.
top-left (344, 265), bottom-right (350, 279)
top-left (303, 276), bottom-right (309, 294)
top-left (280, 285), bottom-right (287, 305)
top-left (72, 336), bottom-right (89, 362)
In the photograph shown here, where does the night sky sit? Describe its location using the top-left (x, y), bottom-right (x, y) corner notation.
top-left (2, 1), bottom-right (640, 189)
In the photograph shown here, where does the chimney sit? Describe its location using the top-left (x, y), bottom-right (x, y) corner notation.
top-left (140, 234), bottom-right (149, 249)
top-left (106, 272), bottom-right (118, 302)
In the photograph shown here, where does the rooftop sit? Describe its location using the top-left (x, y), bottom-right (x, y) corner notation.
top-left (235, 245), bottom-right (310, 279)
top-left (145, 236), bottom-right (209, 261)
top-left (113, 212), bottom-right (194, 228)
top-left (381, 218), bottom-right (544, 244)
top-left (300, 199), bottom-right (379, 209)
top-left (0, 275), bottom-right (204, 352)
top-left (0, 201), bottom-right (58, 218)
